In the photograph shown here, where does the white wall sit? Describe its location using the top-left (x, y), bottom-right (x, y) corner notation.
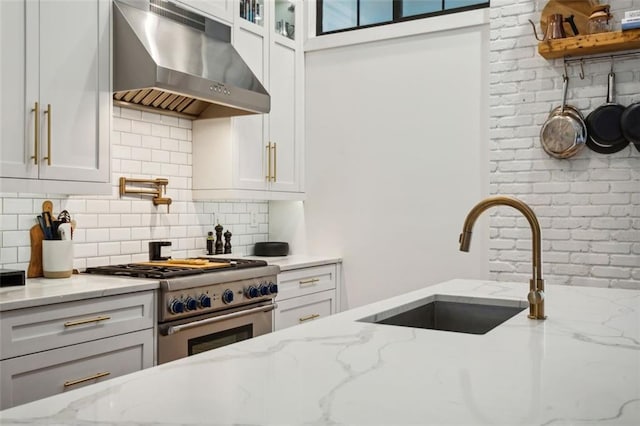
top-left (488, 0), bottom-right (640, 289)
top-left (284, 18), bottom-right (490, 309)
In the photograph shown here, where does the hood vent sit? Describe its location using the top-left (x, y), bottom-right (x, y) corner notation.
top-left (113, 0), bottom-right (270, 119)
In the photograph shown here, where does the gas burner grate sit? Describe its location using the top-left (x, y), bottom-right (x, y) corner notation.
top-left (85, 258), bottom-right (267, 279)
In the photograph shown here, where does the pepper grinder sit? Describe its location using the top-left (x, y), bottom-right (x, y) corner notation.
top-left (214, 224), bottom-right (224, 254)
top-left (224, 230), bottom-right (232, 254)
top-left (206, 231), bottom-right (214, 255)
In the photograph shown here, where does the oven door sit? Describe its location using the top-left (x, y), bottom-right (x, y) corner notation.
top-left (157, 302), bottom-right (275, 365)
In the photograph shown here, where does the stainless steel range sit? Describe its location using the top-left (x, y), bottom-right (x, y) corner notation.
top-left (86, 258), bottom-right (279, 364)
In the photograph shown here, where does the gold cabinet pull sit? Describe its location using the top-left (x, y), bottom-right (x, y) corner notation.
top-left (43, 104), bottom-right (51, 165)
top-left (272, 142), bottom-right (277, 182)
top-left (265, 143), bottom-right (272, 180)
top-left (31, 102), bottom-right (39, 164)
top-left (299, 278), bottom-right (320, 287)
top-left (299, 313), bottom-right (320, 322)
top-left (64, 315), bottom-right (111, 327)
top-left (63, 371), bottom-right (111, 388)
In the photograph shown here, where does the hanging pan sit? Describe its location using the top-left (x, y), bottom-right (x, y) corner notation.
top-left (621, 100), bottom-right (640, 152)
top-left (540, 74), bottom-right (587, 159)
top-left (585, 70), bottom-right (628, 154)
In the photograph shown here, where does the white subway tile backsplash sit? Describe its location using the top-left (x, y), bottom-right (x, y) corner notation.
top-left (99, 214), bottom-right (121, 228)
top-left (1, 215), bottom-right (18, 231)
top-left (3, 198), bottom-right (33, 214)
top-left (1, 247), bottom-right (17, 264)
top-left (113, 117), bottom-right (132, 132)
top-left (170, 126), bottom-right (188, 140)
top-left (132, 120), bottom-right (152, 135)
top-left (161, 137), bottom-right (181, 152)
top-left (86, 228), bottom-right (110, 243)
top-left (98, 241), bottom-right (121, 256)
top-left (151, 123), bottom-right (171, 138)
top-left (2, 231), bottom-right (30, 247)
top-left (120, 108), bottom-right (142, 120)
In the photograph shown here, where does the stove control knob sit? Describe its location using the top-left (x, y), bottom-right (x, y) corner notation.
top-left (168, 299), bottom-right (185, 314)
top-left (184, 296), bottom-right (197, 311)
top-left (222, 289), bottom-right (234, 304)
top-left (246, 286), bottom-right (259, 299)
top-left (259, 283), bottom-right (269, 296)
top-left (268, 282), bottom-right (278, 294)
top-left (199, 294), bottom-right (212, 308)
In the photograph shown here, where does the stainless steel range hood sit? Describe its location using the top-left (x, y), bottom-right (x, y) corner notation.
top-left (113, 0), bottom-right (270, 119)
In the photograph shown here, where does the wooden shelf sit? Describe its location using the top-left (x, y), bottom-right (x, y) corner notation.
top-left (538, 29), bottom-right (640, 59)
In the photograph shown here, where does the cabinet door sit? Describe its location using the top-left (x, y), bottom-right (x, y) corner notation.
top-left (274, 290), bottom-right (336, 331)
top-left (232, 24), bottom-right (269, 190)
top-left (0, 292), bottom-right (155, 360)
top-left (268, 0), bottom-right (302, 193)
top-left (0, 329), bottom-right (153, 410)
top-left (0, 0), bottom-right (38, 179)
top-left (176, 0), bottom-right (233, 23)
top-left (276, 264), bottom-right (337, 301)
top-left (36, 0), bottom-right (109, 183)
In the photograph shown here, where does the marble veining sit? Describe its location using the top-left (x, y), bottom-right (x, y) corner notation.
top-left (1, 279), bottom-right (638, 425)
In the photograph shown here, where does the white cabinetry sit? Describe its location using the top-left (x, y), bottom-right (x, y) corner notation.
top-left (173, 0), bottom-right (233, 23)
top-left (274, 264), bottom-right (339, 331)
top-left (192, 0), bottom-right (304, 200)
top-left (0, 292), bottom-right (154, 409)
top-left (0, 0), bottom-right (110, 195)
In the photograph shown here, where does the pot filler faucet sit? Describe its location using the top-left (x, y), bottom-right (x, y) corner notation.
top-left (459, 196), bottom-right (546, 320)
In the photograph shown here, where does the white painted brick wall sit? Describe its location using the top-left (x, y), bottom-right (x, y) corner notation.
top-left (0, 107), bottom-right (269, 272)
top-left (489, 0), bottom-right (640, 289)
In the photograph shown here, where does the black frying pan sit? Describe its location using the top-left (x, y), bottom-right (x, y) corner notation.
top-left (586, 72), bottom-right (628, 154)
top-left (621, 101), bottom-right (640, 152)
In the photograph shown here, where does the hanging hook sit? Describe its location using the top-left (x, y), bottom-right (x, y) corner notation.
top-left (610, 56), bottom-right (614, 73)
top-left (563, 59), bottom-right (569, 79)
top-left (579, 59), bottom-right (585, 80)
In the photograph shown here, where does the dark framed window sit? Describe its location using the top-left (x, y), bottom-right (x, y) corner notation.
top-left (317, 0), bottom-right (489, 35)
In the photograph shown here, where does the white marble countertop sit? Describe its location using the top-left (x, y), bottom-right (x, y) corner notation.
top-left (201, 253), bottom-right (342, 271)
top-left (0, 275), bottom-right (158, 311)
top-left (1, 279), bottom-right (638, 425)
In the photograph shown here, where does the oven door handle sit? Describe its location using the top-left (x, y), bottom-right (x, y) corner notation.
top-left (165, 303), bottom-right (278, 335)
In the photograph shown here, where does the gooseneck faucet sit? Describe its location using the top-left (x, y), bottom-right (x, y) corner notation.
top-left (459, 196), bottom-right (546, 320)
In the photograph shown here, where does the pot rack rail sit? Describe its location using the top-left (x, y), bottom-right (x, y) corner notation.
top-left (563, 51), bottom-right (640, 79)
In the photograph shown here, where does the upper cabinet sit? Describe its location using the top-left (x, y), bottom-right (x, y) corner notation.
top-left (174, 0), bottom-right (234, 23)
top-left (192, 0), bottom-right (304, 200)
top-left (0, 0), bottom-right (110, 195)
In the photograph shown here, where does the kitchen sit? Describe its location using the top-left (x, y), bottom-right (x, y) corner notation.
top-left (1, 0), bottom-right (639, 423)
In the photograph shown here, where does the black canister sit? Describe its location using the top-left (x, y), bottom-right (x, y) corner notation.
top-left (149, 241), bottom-right (171, 261)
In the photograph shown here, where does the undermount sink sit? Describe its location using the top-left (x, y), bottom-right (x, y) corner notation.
top-left (359, 295), bottom-right (527, 335)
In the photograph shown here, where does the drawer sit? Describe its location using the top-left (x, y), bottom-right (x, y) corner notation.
top-left (274, 290), bottom-right (336, 331)
top-left (0, 291), bottom-right (155, 360)
top-left (276, 264), bottom-right (337, 301)
top-left (0, 329), bottom-right (154, 409)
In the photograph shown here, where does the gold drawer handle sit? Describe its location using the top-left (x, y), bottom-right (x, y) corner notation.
top-left (31, 102), bottom-right (39, 164)
top-left (63, 371), bottom-right (110, 388)
top-left (64, 315), bottom-right (111, 327)
top-left (299, 313), bottom-right (320, 323)
top-left (272, 142), bottom-right (277, 182)
top-left (265, 143), bottom-right (272, 180)
top-left (43, 104), bottom-right (51, 165)
top-left (299, 278), bottom-right (320, 287)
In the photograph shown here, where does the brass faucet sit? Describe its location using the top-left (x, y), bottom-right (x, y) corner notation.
top-left (459, 196), bottom-right (546, 320)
